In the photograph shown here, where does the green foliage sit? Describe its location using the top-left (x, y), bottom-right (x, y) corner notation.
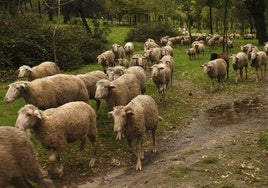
top-left (126, 23), bottom-right (178, 42)
top-left (0, 14), bottom-right (108, 75)
top-left (259, 131), bottom-right (268, 149)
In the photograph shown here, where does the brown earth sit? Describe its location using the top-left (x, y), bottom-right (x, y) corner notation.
top-left (56, 79), bottom-right (268, 188)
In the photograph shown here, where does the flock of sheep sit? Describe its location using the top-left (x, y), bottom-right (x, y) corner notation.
top-left (1, 31), bottom-right (268, 187)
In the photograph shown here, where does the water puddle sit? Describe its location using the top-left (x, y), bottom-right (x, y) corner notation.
top-left (205, 97), bottom-right (266, 126)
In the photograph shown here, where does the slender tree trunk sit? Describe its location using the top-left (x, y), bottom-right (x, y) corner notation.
top-left (222, 0), bottom-right (229, 53)
top-left (78, 2), bottom-right (91, 34)
top-left (209, 6), bottom-right (213, 34)
top-left (245, 0), bottom-right (268, 44)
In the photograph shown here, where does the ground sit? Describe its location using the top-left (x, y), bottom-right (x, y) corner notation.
top-left (57, 80), bottom-right (268, 188)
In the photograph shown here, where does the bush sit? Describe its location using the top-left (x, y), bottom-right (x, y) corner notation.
top-left (0, 14), bottom-right (108, 77)
top-left (125, 23), bottom-right (178, 43)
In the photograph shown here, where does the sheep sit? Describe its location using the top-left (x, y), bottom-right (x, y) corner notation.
top-left (160, 55), bottom-right (174, 85)
top-left (192, 41), bottom-right (205, 57)
top-left (118, 58), bottom-right (130, 68)
top-left (160, 45), bottom-right (174, 57)
top-left (15, 101), bottom-right (98, 177)
top-left (144, 47), bottom-right (162, 65)
top-left (150, 63), bottom-right (171, 101)
top-left (231, 52), bottom-right (248, 83)
top-left (210, 52), bottom-right (229, 79)
top-left (111, 43), bottom-right (125, 62)
top-left (76, 70), bottom-right (108, 111)
top-left (129, 54), bottom-right (148, 71)
top-left (0, 126), bottom-right (55, 188)
top-left (186, 47), bottom-right (196, 60)
top-left (226, 39), bottom-right (234, 52)
top-left (106, 65), bottom-right (126, 81)
top-left (108, 95), bottom-right (161, 171)
top-left (17, 61), bottom-right (60, 81)
top-left (250, 51), bottom-right (267, 82)
top-left (264, 42), bottom-right (268, 55)
top-left (201, 59), bottom-right (227, 91)
top-left (143, 38), bottom-right (159, 51)
top-left (124, 42), bottom-right (135, 60)
top-left (240, 43), bottom-right (259, 59)
top-left (97, 50), bottom-right (115, 73)
top-left (95, 73), bottom-right (141, 110)
top-left (4, 74), bottom-right (89, 109)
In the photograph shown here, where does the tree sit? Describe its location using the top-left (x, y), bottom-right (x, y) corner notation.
top-left (245, 0), bottom-right (268, 44)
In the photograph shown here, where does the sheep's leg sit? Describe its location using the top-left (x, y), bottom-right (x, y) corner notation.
top-left (210, 79), bottom-right (215, 91)
top-left (136, 135), bottom-right (143, 171)
top-left (49, 149), bottom-right (64, 176)
top-left (151, 129), bottom-right (157, 153)
top-left (239, 69), bottom-right (243, 79)
top-left (88, 134), bottom-right (98, 167)
top-left (12, 177), bottom-right (35, 188)
top-left (245, 67), bottom-right (248, 79)
top-left (235, 70), bottom-right (238, 83)
top-left (126, 137), bottom-right (137, 158)
top-left (95, 99), bottom-right (101, 112)
top-left (79, 136), bottom-right (87, 152)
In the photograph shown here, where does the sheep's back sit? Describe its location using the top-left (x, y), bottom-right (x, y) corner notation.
top-left (25, 74), bottom-right (89, 109)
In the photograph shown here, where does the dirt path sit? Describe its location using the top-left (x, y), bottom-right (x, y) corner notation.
top-left (75, 82), bottom-right (268, 188)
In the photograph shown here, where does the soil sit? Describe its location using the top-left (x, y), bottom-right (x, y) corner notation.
top-left (57, 79), bottom-right (268, 188)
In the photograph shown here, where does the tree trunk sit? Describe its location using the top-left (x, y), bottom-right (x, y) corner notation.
top-left (78, 3), bottom-right (91, 34)
top-left (209, 6), bottom-right (213, 34)
top-left (245, 0), bottom-right (268, 44)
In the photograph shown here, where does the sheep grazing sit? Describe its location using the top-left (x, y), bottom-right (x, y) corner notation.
top-left (4, 74), bottom-right (89, 109)
top-left (160, 55), bottom-right (174, 85)
top-left (124, 42), bottom-right (135, 60)
top-left (111, 43), bottom-right (125, 62)
top-left (95, 73), bottom-right (141, 110)
top-left (129, 54), bottom-right (148, 71)
top-left (186, 47), bottom-right (196, 60)
top-left (143, 38), bottom-right (159, 51)
top-left (76, 70), bottom-right (108, 111)
top-left (118, 58), bottom-right (130, 68)
top-left (15, 101), bottom-right (98, 177)
top-left (108, 95), bottom-right (161, 171)
top-left (97, 50), bottom-right (116, 73)
top-left (240, 43), bottom-right (259, 59)
top-left (150, 63), bottom-right (171, 101)
top-left (210, 52), bottom-right (229, 79)
top-left (17, 61), bottom-right (60, 81)
top-left (0, 126), bottom-right (55, 188)
top-left (231, 52), bottom-right (248, 83)
top-left (106, 65), bottom-right (126, 81)
top-left (160, 45), bottom-right (174, 57)
top-left (201, 59), bottom-right (227, 91)
top-left (144, 47), bottom-right (162, 65)
top-left (250, 51), bottom-right (267, 82)
top-left (192, 41), bottom-right (205, 57)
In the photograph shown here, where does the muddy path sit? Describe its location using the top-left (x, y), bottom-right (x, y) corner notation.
top-left (75, 81), bottom-right (268, 188)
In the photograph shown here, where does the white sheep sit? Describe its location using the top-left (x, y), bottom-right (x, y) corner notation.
top-left (76, 70), bottom-right (108, 111)
top-left (150, 63), bottom-right (171, 101)
top-left (201, 59), bottom-right (227, 91)
top-left (161, 45), bottom-right (174, 57)
top-left (15, 101), bottom-right (98, 177)
top-left (111, 43), bottom-right (125, 62)
top-left (106, 65), bottom-right (126, 81)
top-left (95, 73), bottom-right (141, 110)
top-left (192, 41), bottom-right (205, 57)
top-left (144, 47), bottom-right (162, 65)
top-left (250, 51), bottom-right (267, 82)
top-left (264, 42), bottom-right (268, 55)
top-left (4, 74), bottom-right (89, 109)
top-left (143, 38), bottom-right (159, 51)
top-left (186, 47), bottom-right (196, 60)
top-left (124, 42), bottom-right (135, 60)
top-left (108, 95), bottom-right (161, 170)
top-left (117, 58), bottom-right (130, 68)
top-left (97, 50), bottom-right (116, 73)
top-left (129, 54), bottom-right (148, 71)
top-left (160, 55), bottom-right (174, 85)
top-left (0, 126), bottom-right (55, 187)
top-left (231, 52), bottom-right (248, 83)
top-left (17, 61), bottom-right (60, 81)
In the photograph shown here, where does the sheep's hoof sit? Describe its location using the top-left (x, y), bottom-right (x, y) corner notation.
top-left (54, 165), bottom-right (64, 177)
top-left (136, 162), bottom-right (142, 171)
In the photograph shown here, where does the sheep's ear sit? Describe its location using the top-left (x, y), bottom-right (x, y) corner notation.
top-left (33, 110), bottom-right (42, 119)
top-left (109, 83), bottom-right (116, 89)
top-left (125, 108), bottom-right (134, 115)
top-left (107, 111), bottom-right (113, 118)
top-left (5, 85), bottom-right (10, 90)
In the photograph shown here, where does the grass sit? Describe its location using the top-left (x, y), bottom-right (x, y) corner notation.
top-left (0, 26), bottom-right (266, 185)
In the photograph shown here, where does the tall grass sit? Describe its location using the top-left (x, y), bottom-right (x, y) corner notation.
top-left (0, 26), bottom-right (264, 184)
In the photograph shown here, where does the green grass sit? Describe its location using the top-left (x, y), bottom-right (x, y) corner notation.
top-left (0, 26), bottom-right (265, 185)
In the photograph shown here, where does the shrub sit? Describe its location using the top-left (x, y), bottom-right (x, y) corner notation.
top-left (125, 23), bottom-right (178, 43)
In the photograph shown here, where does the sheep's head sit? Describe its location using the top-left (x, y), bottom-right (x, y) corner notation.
top-left (18, 65), bottom-right (32, 78)
top-left (15, 104), bottom-right (41, 131)
top-left (4, 81), bottom-right (28, 103)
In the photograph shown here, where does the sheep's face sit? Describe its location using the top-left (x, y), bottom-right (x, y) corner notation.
top-left (15, 104), bottom-right (41, 131)
top-left (4, 82), bottom-right (26, 103)
top-left (97, 55), bottom-right (106, 64)
top-left (109, 106), bottom-right (127, 140)
top-left (95, 79), bottom-right (111, 99)
top-left (112, 44), bottom-right (119, 53)
top-left (18, 65), bottom-right (32, 78)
